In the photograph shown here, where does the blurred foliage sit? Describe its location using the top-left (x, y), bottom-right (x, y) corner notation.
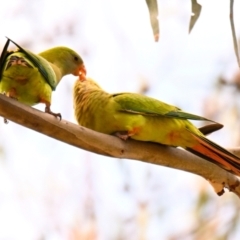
top-left (203, 67), bottom-right (240, 146)
top-left (169, 183), bottom-right (240, 240)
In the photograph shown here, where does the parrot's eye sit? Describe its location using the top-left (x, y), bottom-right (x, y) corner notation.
top-left (74, 56), bottom-right (79, 61)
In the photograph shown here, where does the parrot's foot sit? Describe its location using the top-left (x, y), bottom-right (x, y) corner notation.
top-left (4, 88), bottom-right (18, 99)
top-left (3, 118), bottom-right (8, 124)
top-left (45, 105), bottom-right (62, 120)
top-left (114, 127), bottom-right (139, 140)
top-left (114, 131), bottom-right (133, 141)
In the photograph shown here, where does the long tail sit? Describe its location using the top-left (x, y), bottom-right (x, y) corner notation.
top-left (186, 131), bottom-right (240, 176)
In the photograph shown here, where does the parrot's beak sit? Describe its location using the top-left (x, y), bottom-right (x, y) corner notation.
top-left (78, 64), bottom-right (87, 81)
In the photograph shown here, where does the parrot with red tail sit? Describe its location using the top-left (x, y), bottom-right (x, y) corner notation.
top-left (73, 76), bottom-right (240, 176)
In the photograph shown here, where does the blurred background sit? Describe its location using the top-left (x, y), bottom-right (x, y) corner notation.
top-left (1, 0), bottom-right (240, 239)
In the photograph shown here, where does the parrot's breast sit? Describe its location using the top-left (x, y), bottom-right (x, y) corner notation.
top-left (1, 65), bottom-right (52, 106)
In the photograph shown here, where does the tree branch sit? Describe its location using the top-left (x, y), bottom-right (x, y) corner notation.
top-left (0, 94), bottom-right (239, 197)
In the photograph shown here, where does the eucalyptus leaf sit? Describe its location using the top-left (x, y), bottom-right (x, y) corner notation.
top-left (145, 0), bottom-right (159, 42)
top-left (230, 0), bottom-right (240, 67)
top-left (189, 0), bottom-right (202, 33)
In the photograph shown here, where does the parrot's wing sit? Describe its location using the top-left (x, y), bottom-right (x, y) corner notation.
top-left (0, 38), bottom-right (11, 79)
top-left (6, 37), bottom-right (57, 90)
top-left (112, 92), bottom-right (215, 122)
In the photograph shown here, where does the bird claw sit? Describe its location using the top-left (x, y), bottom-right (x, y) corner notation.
top-left (48, 112), bottom-right (62, 120)
top-left (45, 105), bottom-right (62, 120)
top-left (3, 118), bottom-right (8, 124)
top-left (113, 131), bottom-right (130, 141)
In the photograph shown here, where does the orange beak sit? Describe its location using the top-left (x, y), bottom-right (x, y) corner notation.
top-left (78, 64), bottom-right (87, 81)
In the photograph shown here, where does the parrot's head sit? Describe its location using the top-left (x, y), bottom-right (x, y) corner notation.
top-left (58, 47), bottom-right (86, 77)
top-left (39, 46), bottom-right (86, 78)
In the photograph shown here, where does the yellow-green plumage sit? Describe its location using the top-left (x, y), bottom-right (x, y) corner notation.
top-left (0, 38), bottom-right (85, 118)
top-left (1, 51), bottom-right (53, 106)
top-left (74, 77), bottom-right (240, 176)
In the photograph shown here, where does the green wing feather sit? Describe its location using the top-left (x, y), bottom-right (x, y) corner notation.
top-left (112, 92), bottom-right (215, 122)
top-left (5, 37), bottom-right (57, 90)
top-left (0, 38), bottom-right (11, 79)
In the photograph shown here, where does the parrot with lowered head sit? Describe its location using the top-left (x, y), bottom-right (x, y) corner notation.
top-left (0, 37), bottom-right (86, 120)
top-left (73, 76), bottom-right (240, 176)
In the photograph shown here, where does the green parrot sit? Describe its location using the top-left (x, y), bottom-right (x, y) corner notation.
top-left (73, 77), bottom-right (240, 176)
top-left (0, 38), bottom-right (86, 120)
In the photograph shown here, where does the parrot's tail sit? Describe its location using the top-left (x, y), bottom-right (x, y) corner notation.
top-left (186, 131), bottom-right (240, 176)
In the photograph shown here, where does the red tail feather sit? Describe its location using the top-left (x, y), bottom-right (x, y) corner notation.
top-left (187, 132), bottom-right (240, 176)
